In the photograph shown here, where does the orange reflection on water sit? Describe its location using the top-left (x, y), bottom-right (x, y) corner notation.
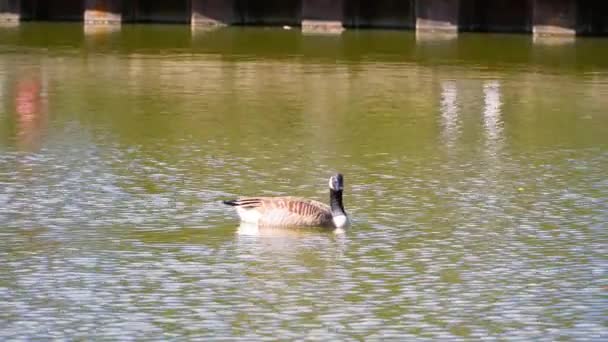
top-left (14, 72), bottom-right (48, 151)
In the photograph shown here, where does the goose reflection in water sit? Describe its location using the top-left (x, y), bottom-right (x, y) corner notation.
top-left (236, 222), bottom-right (347, 237)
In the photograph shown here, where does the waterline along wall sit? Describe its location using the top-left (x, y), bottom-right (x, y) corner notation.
top-left (0, 0), bottom-right (607, 36)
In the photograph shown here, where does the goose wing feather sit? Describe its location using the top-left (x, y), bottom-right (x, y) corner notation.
top-left (233, 196), bottom-right (333, 227)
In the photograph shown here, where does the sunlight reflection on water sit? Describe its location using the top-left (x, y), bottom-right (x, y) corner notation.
top-left (0, 25), bottom-right (607, 340)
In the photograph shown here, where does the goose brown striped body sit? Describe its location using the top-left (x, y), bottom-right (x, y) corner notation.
top-left (223, 174), bottom-right (349, 229)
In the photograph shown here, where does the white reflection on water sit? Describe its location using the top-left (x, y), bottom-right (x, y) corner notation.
top-left (237, 223), bottom-right (347, 237)
top-left (1, 37), bottom-right (608, 340)
top-left (440, 80), bottom-right (460, 149)
top-left (483, 80), bottom-right (503, 145)
top-left (482, 80), bottom-right (505, 168)
top-left (235, 223), bottom-right (348, 259)
top-left (0, 69), bottom-right (5, 116)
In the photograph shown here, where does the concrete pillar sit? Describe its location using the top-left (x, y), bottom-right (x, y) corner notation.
top-left (84, 0), bottom-right (122, 25)
top-left (533, 0), bottom-right (577, 36)
top-left (192, 0), bottom-right (237, 26)
top-left (0, 0), bottom-right (20, 23)
top-left (416, 0), bottom-right (460, 32)
top-left (302, 0), bottom-right (344, 33)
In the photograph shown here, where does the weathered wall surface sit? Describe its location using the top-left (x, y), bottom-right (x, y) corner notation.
top-left (192, 0), bottom-right (238, 26)
top-left (533, 0), bottom-right (577, 36)
top-left (301, 0), bottom-right (344, 33)
top-left (0, 0), bottom-right (21, 22)
top-left (415, 0), bottom-right (460, 32)
top-left (84, 0), bottom-right (122, 24)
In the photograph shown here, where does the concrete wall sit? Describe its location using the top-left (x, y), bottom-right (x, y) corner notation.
top-left (84, 0), bottom-right (122, 24)
top-left (192, 0), bottom-right (237, 26)
top-left (0, 0), bottom-right (21, 23)
top-left (532, 0), bottom-right (577, 36)
top-left (301, 0), bottom-right (344, 33)
top-left (415, 0), bottom-right (460, 32)
top-left (5, 0), bottom-right (608, 37)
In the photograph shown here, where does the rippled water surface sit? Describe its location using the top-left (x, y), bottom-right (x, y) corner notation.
top-left (1, 24), bottom-right (607, 340)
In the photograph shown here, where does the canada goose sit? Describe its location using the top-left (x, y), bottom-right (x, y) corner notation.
top-left (223, 173), bottom-right (349, 229)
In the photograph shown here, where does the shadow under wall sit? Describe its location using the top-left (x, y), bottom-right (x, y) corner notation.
top-left (344, 0), bottom-right (415, 29)
top-left (577, 0), bottom-right (608, 35)
top-left (20, 0), bottom-right (192, 23)
top-left (460, 0), bottom-right (532, 33)
top-left (235, 0), bottom-right (301, 26)
top-left (230, 0), bottom-right (416, 29)
top-left (460, 0), bottom-right (608, 36)
top-left (122, 0), bottom-right (191, 23)
top-left (20, 0), bottom-right (84, 21)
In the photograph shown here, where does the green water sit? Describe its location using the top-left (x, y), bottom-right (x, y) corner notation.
top-left (0, 23), bottom-right (607, 340)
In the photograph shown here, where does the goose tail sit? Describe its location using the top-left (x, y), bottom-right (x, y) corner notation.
top-left (222, 199), bottom-right (239, 206)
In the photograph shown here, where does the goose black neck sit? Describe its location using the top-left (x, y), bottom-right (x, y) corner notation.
top-left (330, 189), bottom-right (345, 215)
